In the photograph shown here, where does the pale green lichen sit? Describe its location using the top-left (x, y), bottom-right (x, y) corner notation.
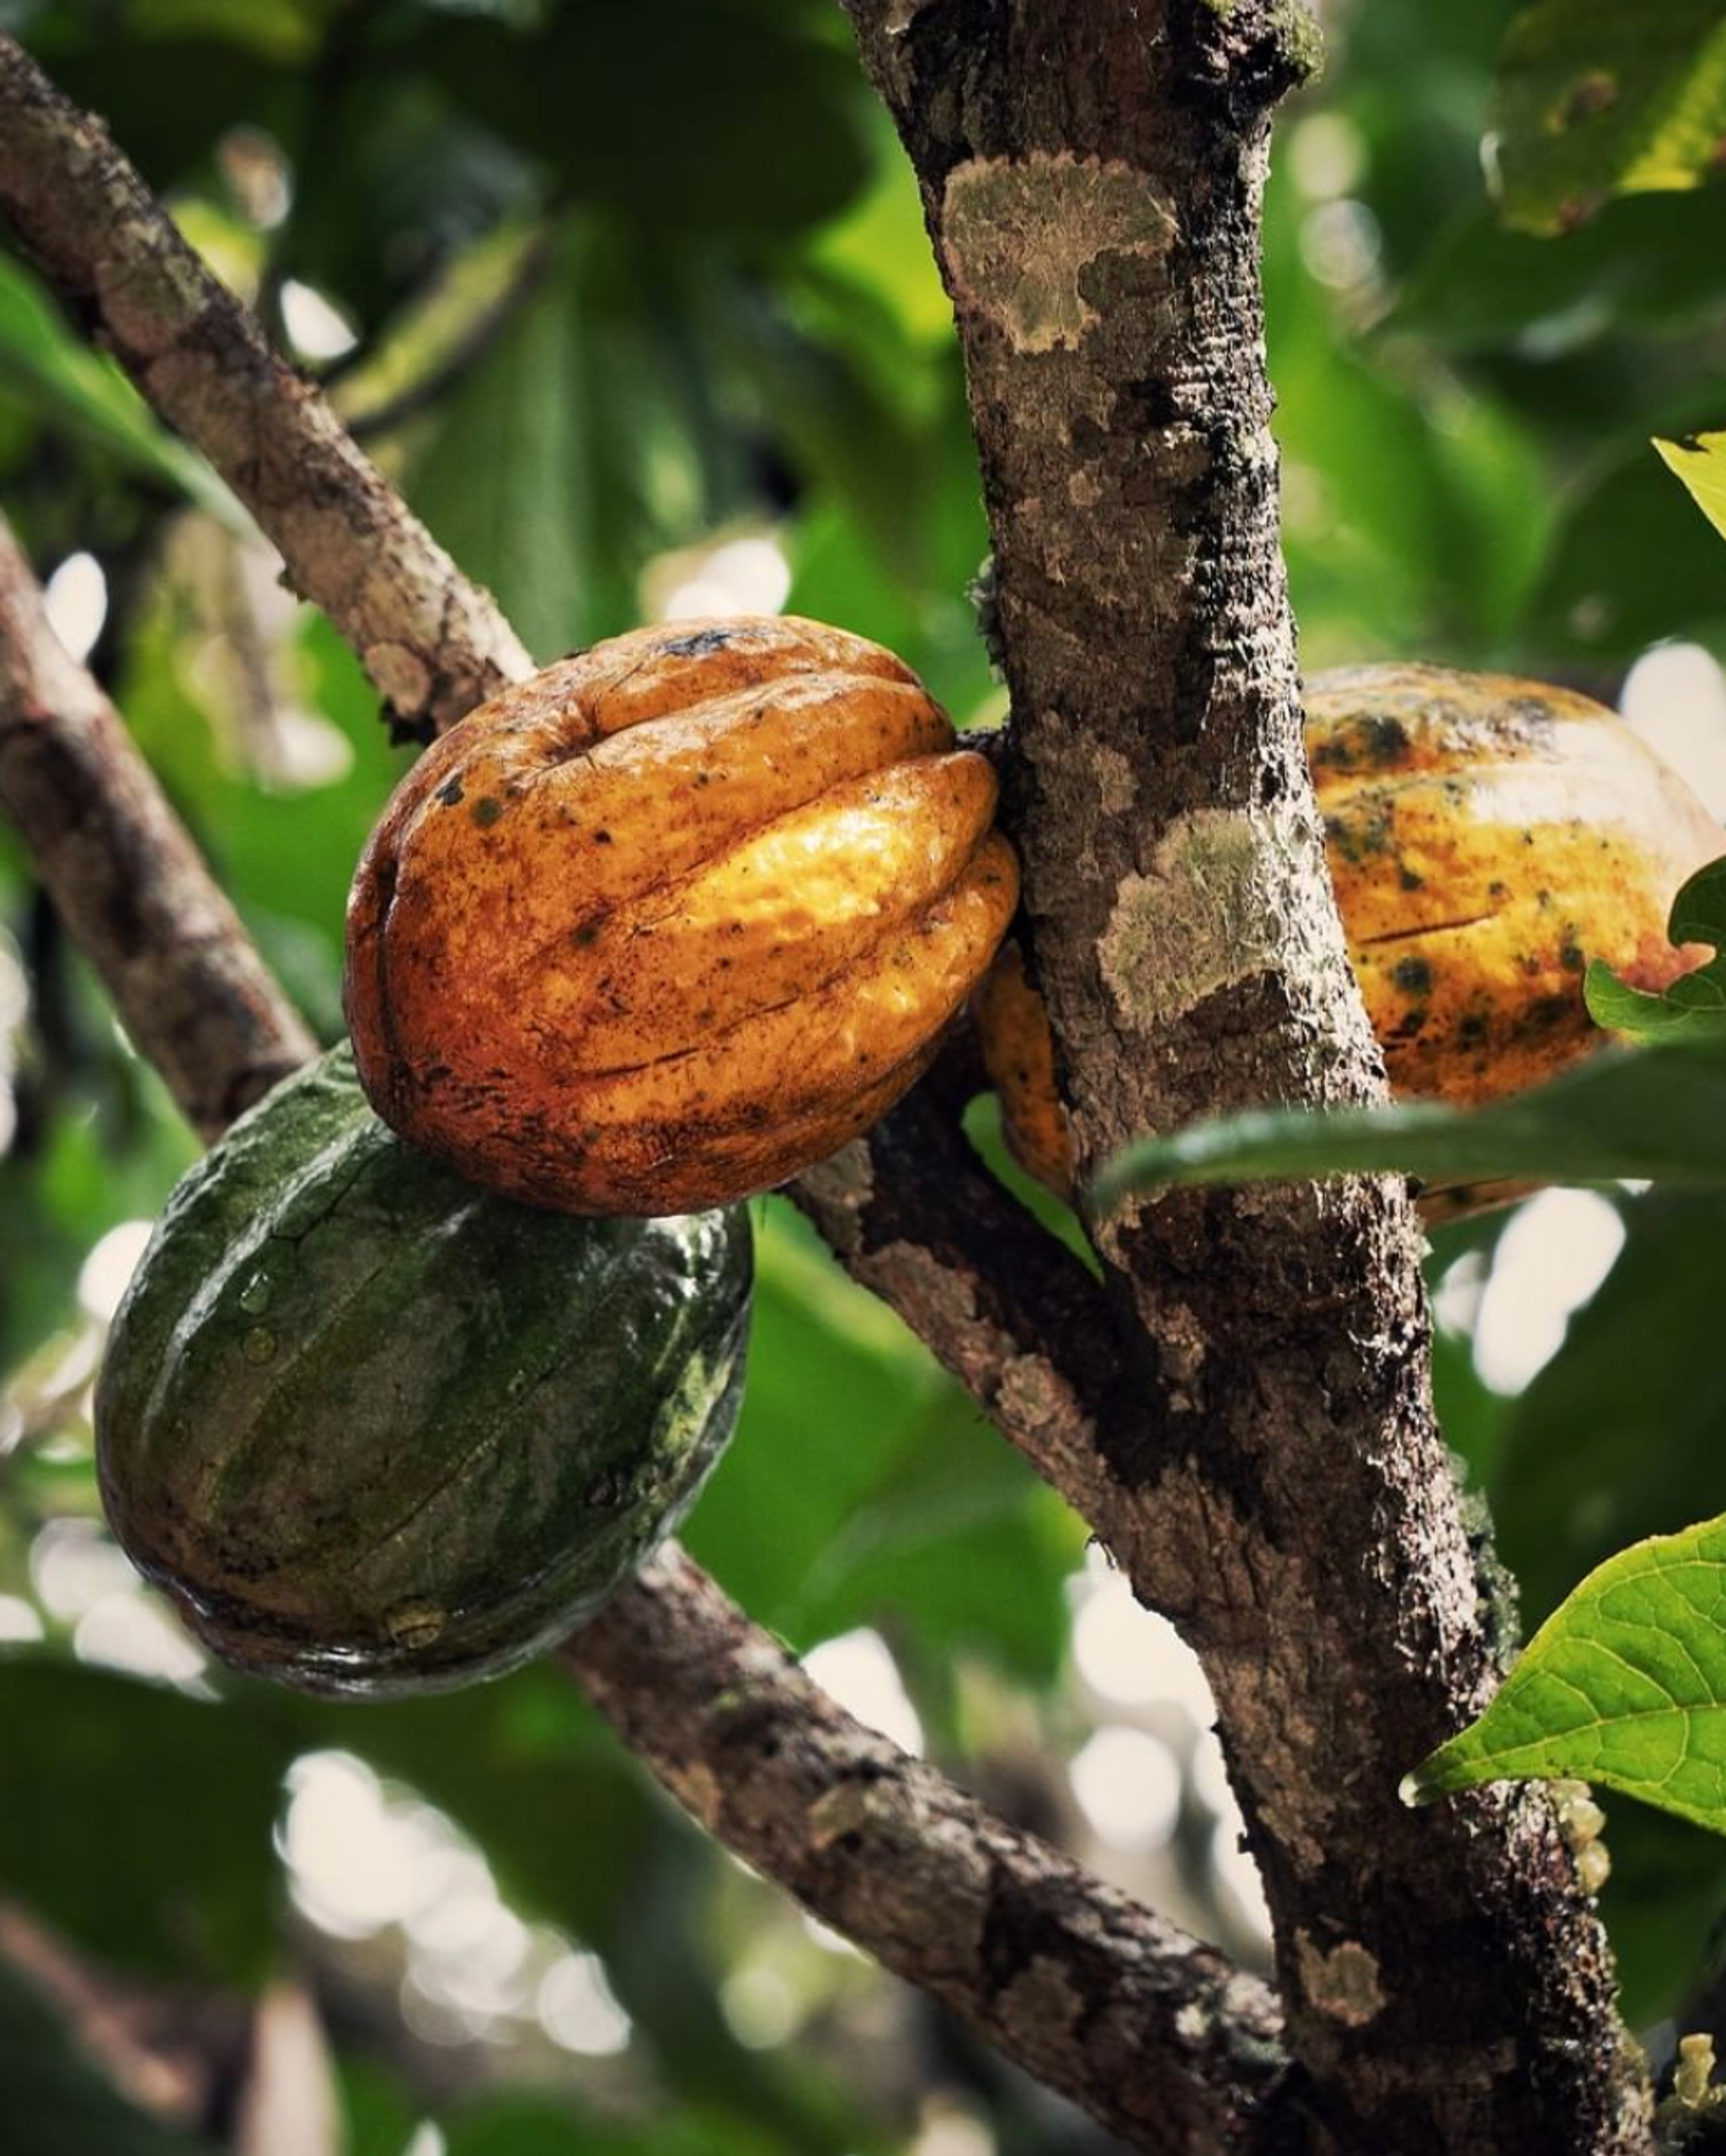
top-left (1099, 806), bottom-right (1311, 1035)
top-left (942, 154), bottom-right (1177, 355)
top-left (1196, 0), bottom-right (1325, 79)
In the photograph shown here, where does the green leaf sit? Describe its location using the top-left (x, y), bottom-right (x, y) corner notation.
top-left (1092, 1037), bottom-right (1726, 1212)
top-left (1406, 1513), bottom-right (1726, 1832)
top-left (1492, 0), bottom-right (1726, 235)
top-left (0, 254), bottom-right (232, 515)
top-left (1656, 425), bottom-right (1726, 548)
top-left (1584, 855), bottom-right (1726, 1043)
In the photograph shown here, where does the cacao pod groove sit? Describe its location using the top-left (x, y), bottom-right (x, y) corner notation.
top-left (96, 1047), bottom-right (753, 1697)
top-left (346, 616), bottom-right (1019, 1216)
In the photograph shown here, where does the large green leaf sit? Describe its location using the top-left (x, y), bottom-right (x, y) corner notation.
top-left (1492, 0), bottom-right (1726, 234)
top-left (1093, 1037), bottom-right (1726, 1213)
top-left (1406, 1514), bottom-right (1726, 1833)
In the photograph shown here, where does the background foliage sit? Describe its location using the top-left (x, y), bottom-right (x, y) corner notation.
top-left (3, 0), bottom-right (1726, 2147)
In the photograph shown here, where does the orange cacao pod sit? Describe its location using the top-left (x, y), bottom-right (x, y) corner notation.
top-left (345, 617), bottom-right (1019, 1215)
top-left (979, 665), bottom-right (1722, 1203)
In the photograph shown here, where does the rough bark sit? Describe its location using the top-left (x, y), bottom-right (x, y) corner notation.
top-left (844, 4), bottom-right (1646, 2151)
top-left (569, 1546), bottom-right (1284, 2152)
top-left (0, 35), bottom-right (533, 741)
top-left (0, 325), bottom-right (1282, 2156)
top-left (0, 508), bottom-right (316, 1133)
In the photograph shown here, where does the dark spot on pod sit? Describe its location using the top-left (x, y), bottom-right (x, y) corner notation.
top-left (594, 830), bottom-right (614, 845)
top-left (661, 627), bottom-right (734, 658)
top-left (471, 797), bottom-right (503, 829)
top-left (436, 775), bottom-right (465, 807)
top-left (1392, 956), bottom-right (1434, 998)
top-left (1398, 865), bottom-right (1424, 892)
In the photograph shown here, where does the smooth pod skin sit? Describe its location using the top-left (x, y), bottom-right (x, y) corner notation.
top-left (95, 1047), bottom-right (753, 1698)
top-left (978, 665), bottom-right (1723, 1208)
top-left (345, 615), bottom-right (1020, 1215)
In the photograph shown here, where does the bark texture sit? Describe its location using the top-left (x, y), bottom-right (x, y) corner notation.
top-left (845, 4), bottom-right (1646, 2151)
top-left (0, 35), bottom-right (533, 741)
top-left (569, 1546), bottom-right (1284, 2152)
top-left (0, 340), bottom-right (1281, 2154)
top-left (0, 508), bottom-right (315, 1132)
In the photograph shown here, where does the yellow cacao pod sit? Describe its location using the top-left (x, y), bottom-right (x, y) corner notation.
top-left (345, 616), bottom-right (1019, 1215)
top-left (980, 664), bottom-right (1722, 1203)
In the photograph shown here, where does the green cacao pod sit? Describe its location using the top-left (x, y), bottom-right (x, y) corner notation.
top-left (95, 1047), bottom-right (752, 1697)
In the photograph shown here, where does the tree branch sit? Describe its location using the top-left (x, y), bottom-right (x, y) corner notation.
top-left (0, 24), bottom-right (1142, 1589)
top-left (0, 307), bottom-right (1283, 2152)
top-left (0, 35), bottom-right (533, 742)
top-left (0, 509), bottom-right (316, 1134)
top-left (844, 4), bottom-right (1646, 2152)
top-left (567, 1545), bottom-right (1283, 2153)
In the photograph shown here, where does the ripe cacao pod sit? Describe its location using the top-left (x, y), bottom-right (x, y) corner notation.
top-left (345, 616), bottom-right (1019, 1216)
top-left (96, 1047), bottom-right (752, 1698)
top-left (980, 665), bottom-right (1723, 1202)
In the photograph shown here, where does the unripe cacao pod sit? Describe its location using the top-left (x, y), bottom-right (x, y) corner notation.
top-left (346, 617), bottom-right (1018, 1216)
top-left (96, 1047), bottom-right (753, 1698)
top-left (980, 665), bottom-right (1723, 1204)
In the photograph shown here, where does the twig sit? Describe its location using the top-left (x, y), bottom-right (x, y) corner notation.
top-left (0, 508), bottom-right (316, 1134)
top-left (0, 35), bottom-right (533, 741)
top-left (843, 4), bottom-right (1646, 2152)
top-left (0, 486), bottom-right (1284, 2149)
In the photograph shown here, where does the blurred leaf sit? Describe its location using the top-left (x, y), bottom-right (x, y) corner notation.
top-left (1396, 191), bottom-right (1726, 352)
top-left (0, 256), bottom-right (232, 515)
top-left (1493, 1191), bottom-right (1726, 1629)
top-left (418, 2), bottom-right (870, 240)
top-left (1492, 0), bottom-right (1726, 235)
top-left (0, 1660), bottom-right (294, 1987)
top-left (406, 224), bottom-right (730, 659)
top-left (0, 1953), bottom-right (208, 2156)
top-left (1585, 855), bottom-right (1726, 1044)
top-left (1093, 1039), bottom-right (1726, 1211)
top-left (1527, 415), bottom-right (1726, 657)
top-left (1656, 424), bottom-right (1726, 547)
top-left (1406, 1512), bottom-right (1726, 1833)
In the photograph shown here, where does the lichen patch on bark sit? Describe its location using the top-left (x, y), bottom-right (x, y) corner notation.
top-left (1295, 1934), bottom-right (1386, 2029)
top-left (1098, 805), bottom-right (1311, 1035)
top-left (941, 154), bottom-right (1178, 356)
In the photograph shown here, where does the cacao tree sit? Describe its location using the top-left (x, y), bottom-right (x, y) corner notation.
top-left (2, 2), bottom-right (1726, 2152)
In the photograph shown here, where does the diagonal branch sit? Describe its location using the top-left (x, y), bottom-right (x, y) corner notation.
top-left (0, 375), bottom-right (1285, 2156)
top-left (0, 510), bottom-right (315, 1133)
top-left (567, 1545), bottom-right (1282, 2153)
top-left (0, 35), bottom-right (533, 742)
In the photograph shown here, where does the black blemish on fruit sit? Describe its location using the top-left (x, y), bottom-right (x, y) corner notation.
top-left (1357, 715), bottom-right (1412, 770)
top-left (1560, 940), bottom-right (1586, 974)
top-left (471, 797), bottom-right (502, 829)
top-left (662, 627), bottom-right (734, 658)
top-left (1392, 956), bottom-right (1434, 998)
top-left (594, 830), bottom-right (614, 845)
top-left (1399, 865), bottom-right (1424, 892)
top-left (436, 776), bottom-right (465, 807)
